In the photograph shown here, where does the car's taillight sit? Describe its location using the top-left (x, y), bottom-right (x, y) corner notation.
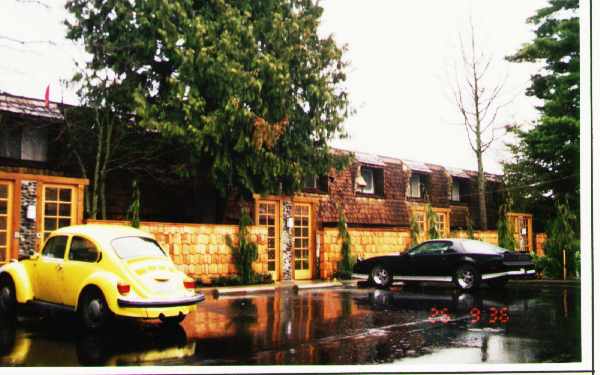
top-left (117, 282), bottom-right (131, 295)
top-left (183, 278), bottom-right (196, 289)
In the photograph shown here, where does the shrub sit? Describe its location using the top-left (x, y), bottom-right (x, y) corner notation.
top-left (336, 209), bottom-right (353, 280)
top-left (465, 213), bottom-right (475, 240)
top-left (409, 213), bottom-right (421, 246)
top-left (543, 201), bottom-right (579, 279)
top-left (530, 253), bottom-right (562, 279)
top-left (226, 208), bottom-right (258, 285)
top-left (497, 203), bottom-right (516, 250)
top-left (425, 204), bottom-right (439, 240)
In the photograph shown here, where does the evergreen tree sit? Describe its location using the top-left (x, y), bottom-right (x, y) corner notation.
top-left (426, 204), bottom-right (440, 240)
top-left (65, 0), bottom-right (351, 199)
top-left (504, 0), bottom-right (579, 231)
top-left (543, 201), bottom-right (579, 278)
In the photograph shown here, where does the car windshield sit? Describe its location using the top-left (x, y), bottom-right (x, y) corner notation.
top-left (111, 236), bottom-right (167, 259)
top-left (461, 239), bottom-right (507, 254)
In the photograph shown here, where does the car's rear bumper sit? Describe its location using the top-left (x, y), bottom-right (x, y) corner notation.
top-left (481, 269), bottom-right (536, 280)
top-left (117, 293), bottom-right (205, 308)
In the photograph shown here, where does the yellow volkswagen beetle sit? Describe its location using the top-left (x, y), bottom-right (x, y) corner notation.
top-left (0, 225), bottom-right (204, 330)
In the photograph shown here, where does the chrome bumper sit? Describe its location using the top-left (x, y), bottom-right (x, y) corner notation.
top-left (117, 293), bottom-right (205, 308)
top-left (351, 273), bottom-right (369, 280)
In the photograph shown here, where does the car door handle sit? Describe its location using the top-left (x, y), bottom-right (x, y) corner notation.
top-left (56, 264), bottom-right (63, 271)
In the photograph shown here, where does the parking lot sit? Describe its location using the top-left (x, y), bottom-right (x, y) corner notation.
top-left (0, 283), bottom-right (580, 366)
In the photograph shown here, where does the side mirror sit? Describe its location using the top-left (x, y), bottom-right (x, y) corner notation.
top-left (29, 251), bottom-right (40, 260)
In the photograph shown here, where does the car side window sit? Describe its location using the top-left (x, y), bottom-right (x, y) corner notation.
top-left (411, 241), bottom-right (451, 255)
top-left (41, 236), bottom-right (68, 260)
top-left (68, 236), bottom-right (100, 263)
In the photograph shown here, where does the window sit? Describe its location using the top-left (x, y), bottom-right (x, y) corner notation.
top-left (0, 182), bottom-right (12, 263)
top-left (410, 241), bottom-right (451, 255)
top-left (112, 237), bottom-right (166, 259)
top-left (356, 167), bottom-right (384, 195)
top-left (302, 175), bottom-right (328, 192)
top-left (257, 201), bottom-right (279, 274)
top-left (42, 186), bottom-right (75, 241)
top-left (434, 212), bottom-right (448, 235)
top-left (407, 174), bottom-right (422, 198)
top-left (69, 236), bottom-right (100, 262)
top-left (0, 125), bottom-right (47, 162)
top-left (450, 180), bottom-right (460, 201)
top-left (358, 167), bottom-right (374, 194)
top-left (303, 175), bottom-right (318, 190)
top-left (41, 236), bottom-right (68, 259)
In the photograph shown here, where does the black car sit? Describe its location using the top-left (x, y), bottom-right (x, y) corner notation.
top-left (352, 239), bottom-right (536, 291)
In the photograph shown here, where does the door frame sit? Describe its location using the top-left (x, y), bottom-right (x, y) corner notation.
top-left (291, 197), bottom-right (319, 280)
top-left (291, 202), bottom-right (313, 280)
top-left (38, 183), bottom-right (78, 248)
top-left (0, 180), bottom-right (13, 264)
top-left (255, 198), bottom-right (283, 281)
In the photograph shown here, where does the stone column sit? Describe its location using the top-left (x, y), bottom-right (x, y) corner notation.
top-left (280, 200), bottom-right (293, 281)
top-left (19, 181), bottom-right (37, 257)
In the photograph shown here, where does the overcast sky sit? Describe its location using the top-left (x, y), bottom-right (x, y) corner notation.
top-left (0, 0), bottom-right (548, 174)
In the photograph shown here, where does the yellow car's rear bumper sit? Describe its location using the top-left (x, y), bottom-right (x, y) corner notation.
top-left (117, 293), bottom-right (205, 308)
top-left (112, 293), bottom-right (205, 319)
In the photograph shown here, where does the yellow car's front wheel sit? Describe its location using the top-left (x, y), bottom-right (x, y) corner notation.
top-left (79, 289), bottom-right (113, 331)
top-left (0, 275), bottom-right (16, 318)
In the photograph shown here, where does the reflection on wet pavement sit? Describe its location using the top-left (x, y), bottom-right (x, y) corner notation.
top-left (0, 285), bottom-right (580, 366)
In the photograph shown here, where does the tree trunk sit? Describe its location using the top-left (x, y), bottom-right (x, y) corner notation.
top-left (99, 114), bottom-right (113, 220)
top-left (91, 111), bottom-right (104, 220)
top-left (477, 152), bottom-right (487, 230)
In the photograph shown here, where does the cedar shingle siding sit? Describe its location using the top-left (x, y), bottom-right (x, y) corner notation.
top-left (318, 161), bottom-right (410, 227)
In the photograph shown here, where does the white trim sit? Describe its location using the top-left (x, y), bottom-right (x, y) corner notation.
top-left (353, 270), bottom-right (535, 282)
top-left (392, 275), bottom-right (453, 282)
top-left (481, 269), bottom-right (536, 280)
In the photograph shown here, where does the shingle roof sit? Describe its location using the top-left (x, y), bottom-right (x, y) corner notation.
top-left (0, 92), bottom-right (63, 120)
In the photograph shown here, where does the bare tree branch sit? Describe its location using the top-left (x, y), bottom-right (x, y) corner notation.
top-left (16, 0), bottom-right (50, 8)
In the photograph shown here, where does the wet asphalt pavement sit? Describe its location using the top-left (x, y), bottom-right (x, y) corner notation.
top-left (0, 283), bottom-right (580, 366)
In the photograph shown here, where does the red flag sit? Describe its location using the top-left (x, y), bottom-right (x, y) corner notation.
top-left (44, 85), bottom-right (50, 109)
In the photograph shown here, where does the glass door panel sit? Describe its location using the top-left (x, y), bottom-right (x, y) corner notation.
top-left (292, 203), bottom-right (312, 280)
top-left (0, 181), bottom-right (12, 263)
top-left (41, 185), bottom-right (75, 242)
top-left (257, 201), bottom-right (280, 281)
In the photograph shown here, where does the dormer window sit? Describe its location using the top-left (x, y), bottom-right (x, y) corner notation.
top-left (407, 174), bottom-right (422, 198)
top-left (303, 175), bottom-right (318, 190)
top-left (302, 175), bottom-right (328, 193)
top-left (357, 167), bottom-right (374, 194)
top-left (450, 180), bottom-right (460, 201)
top-left (356, 166), bottom-right (384, 196)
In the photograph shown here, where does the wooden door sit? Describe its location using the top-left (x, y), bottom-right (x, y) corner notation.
top-left (40, 185), bottom-right (77, 245)
top-left (256, 200), bottom-right (280, 281)
top-left (0, 181), bottom-right (13, 263)
top-left (292, 203), bottom-right (313, 280)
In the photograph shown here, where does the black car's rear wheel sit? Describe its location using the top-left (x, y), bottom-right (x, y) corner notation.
top-left (454, 264), bottom-right (480, 291)
top-left (487, 277), bottom-right (508, 289)
top-left (0, 275), bottom-right (16, 317)
top-left (370, 265), bottom-right (392, 289)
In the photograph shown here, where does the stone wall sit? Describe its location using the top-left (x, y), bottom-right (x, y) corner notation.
top-left (319, 227), bottom-right (411, 279)
top-left (19, 180), bottom-right (37, 256)
top-left (450, 230), bottom-right (499, 245)
top-left (88, 220), bottom-right (268, 284)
